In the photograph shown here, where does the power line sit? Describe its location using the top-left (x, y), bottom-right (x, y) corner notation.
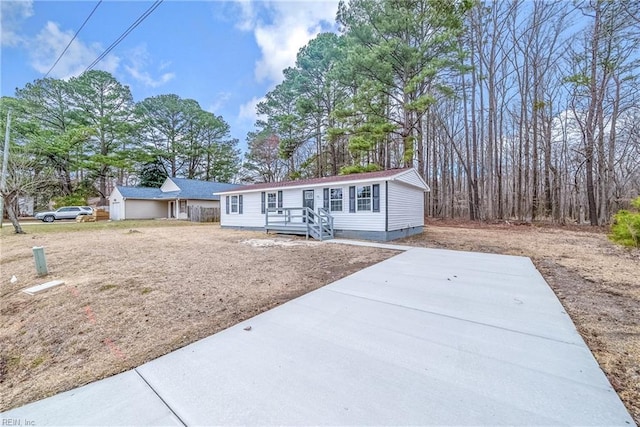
top-left (44, 0), bottom-right (103, 78)
top-left (84, 0), bottom-right (164, 73)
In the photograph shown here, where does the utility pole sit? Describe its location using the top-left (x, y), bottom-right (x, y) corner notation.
top-left (0, 110), bottom-right (11, 229)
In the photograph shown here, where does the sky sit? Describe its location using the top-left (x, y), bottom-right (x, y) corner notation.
top-left (0, 0), bottom-right (340, 151)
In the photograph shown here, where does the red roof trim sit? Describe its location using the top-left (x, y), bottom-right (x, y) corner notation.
top-left (225, 168), bottom-right (414, 193)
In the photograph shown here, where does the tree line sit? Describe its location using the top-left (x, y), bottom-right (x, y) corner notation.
top-left (0, 70), bottom-right (241, 213)
top-left (2, 0), bottom-right (638, 227)
top-left (244, 0), bottom-right (639, 225)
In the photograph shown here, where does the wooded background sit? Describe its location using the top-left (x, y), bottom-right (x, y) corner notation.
top-left (2, 0), bottom-right (638, 226)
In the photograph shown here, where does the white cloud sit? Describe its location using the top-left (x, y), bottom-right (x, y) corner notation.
top-left (1, 0), bottom-right (34, 47)
top-left (233, 0), bottom-right (257, 32)
top-left (238, 96), bottom-right (266, 124)
top-left (234, 0), bottom-right (339, 85)
top-left (123, 44), bottom-right (175, 88)
top-left (208, 92), bottom-right (232, 113)
top-left (29, 21), bottom-right (119, 79)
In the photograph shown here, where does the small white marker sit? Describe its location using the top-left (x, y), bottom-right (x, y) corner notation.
top-left (22, 280), bottom-right (65, 295)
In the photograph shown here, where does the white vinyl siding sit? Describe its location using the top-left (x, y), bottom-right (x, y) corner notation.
top-left (160, 179), bottom-right (180, 192)
top-left (221, 192), bottom-right (265, 227)
top-left (387, 181), bottom-right (424, 230)
top-left (109, 188), bottom-right (125, 220)
top-left (220, 184), bottom-right (387, 231)
top-left (330, 183), bottom-right (385, 231)
top-left (218, 168), bottom-right (428, 233)
top-left (396, 169), bottom-right (429, 190)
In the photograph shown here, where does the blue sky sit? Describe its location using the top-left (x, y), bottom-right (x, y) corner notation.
top-left (0, 0), bottom-right (340, 151)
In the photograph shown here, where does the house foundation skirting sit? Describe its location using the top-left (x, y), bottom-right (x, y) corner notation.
top-left (334, 226), bottom-right (423, 242)
top-left (221, 225), bottom-right (267, 232)
top-left (222, 225), bottom-right (424, 242)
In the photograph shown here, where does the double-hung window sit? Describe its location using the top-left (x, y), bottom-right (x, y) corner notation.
top-left (356, 185), bottom-right (372, 211)
top-left (330, 188), bottom-right (343, 212)
top-left (267, 192), bottom-right (277, 210)
top-left (231, 195), bottom-right (238, 213)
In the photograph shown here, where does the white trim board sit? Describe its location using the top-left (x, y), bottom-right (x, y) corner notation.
top-left (22, 280), bottom-right (65, 295)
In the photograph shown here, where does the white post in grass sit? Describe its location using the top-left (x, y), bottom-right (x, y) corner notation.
top-left (32, 246), bottom-right (49, 276)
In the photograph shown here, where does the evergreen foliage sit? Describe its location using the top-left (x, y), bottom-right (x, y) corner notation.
top-left (609, 197), bottom-right (640, 248)
top-left (3, 72), bottom-right (241, 211)
top-left (53, 193), bottom-right (88, 209)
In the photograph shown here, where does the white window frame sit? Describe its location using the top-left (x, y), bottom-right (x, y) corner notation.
top-left (267, 192), bottom-right (277, 210)
top-left (231, 195), bottom-right (238, 213)
top-left (330, 188), bottom-right (343, 212)
top-left (179, 200), bottom-right (187, 214)
top-left (356, 185), bottom-right (371, 212)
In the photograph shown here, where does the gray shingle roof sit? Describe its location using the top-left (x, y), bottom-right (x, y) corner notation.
top-left (169, 178), bottom-right (241, 201)
top-left (116, 179), bottom-right (241, 201)
top-left (116, 186), bottom-right (165, 199)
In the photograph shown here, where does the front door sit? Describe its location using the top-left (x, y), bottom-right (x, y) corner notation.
top-left (303, 189), bottom-right (314, 222)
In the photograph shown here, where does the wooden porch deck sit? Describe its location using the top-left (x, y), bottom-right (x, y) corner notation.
top-left (265, 223), bottom-right (309, 236)
top-left (265, 207), bottom-right (334, 240)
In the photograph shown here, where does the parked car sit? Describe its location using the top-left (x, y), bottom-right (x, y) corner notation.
top-left (34, 206), bottom-right (93, 222)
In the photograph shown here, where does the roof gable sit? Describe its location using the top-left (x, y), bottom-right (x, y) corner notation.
top-left (169, 178), bottom-right (242, 200)
top-left (217, 168), bottom-right (429, 194)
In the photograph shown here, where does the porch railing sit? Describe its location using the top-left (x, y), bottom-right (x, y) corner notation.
top-left (265, 207), bottom-right (334, 240)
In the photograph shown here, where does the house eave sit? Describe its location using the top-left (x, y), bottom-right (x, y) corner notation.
top-left (215, 172), bottom-right (425, 196)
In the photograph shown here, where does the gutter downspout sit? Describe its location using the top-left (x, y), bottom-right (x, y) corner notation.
top-left (385, 181), bottom-right (388, 232)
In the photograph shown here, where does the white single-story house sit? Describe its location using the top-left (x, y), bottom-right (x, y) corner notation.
top-left (216, 168), bottom-right (430, 241)
top-left (109, 177), bottom-right (241, 220)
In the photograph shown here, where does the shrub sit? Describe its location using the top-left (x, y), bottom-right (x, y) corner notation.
top-left (609, 197), bottom-right (640, 248)
top-left (52, 193), bottom-right (87, 209)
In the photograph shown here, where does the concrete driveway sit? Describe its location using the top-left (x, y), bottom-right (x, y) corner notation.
top-left (1, 247), bottom-right (633, 425)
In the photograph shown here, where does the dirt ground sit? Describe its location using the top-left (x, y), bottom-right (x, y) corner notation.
top-left (400, 219), bottom-right (639, 424)
top-left (0, 224), bottom-right (396, 412)
top-left (1, 221), bottom-right (638, 423)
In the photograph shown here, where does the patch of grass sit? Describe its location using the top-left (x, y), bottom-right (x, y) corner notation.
top-left (31, 356), bottom-right (45, 368)
top-left (6, 355), bottom-right (21, 369)
top-left (98, 284), bottom-right (117, 292)
top-left (1, 219), bottom-right (214, 236)
top-left (141, 287), bottom-right (153, 295)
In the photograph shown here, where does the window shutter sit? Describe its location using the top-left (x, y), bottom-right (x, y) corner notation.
top-left (277, 190), bottom-right (283, 210)
top-left (261, 191), bottom-right (265, 214)
top-left (323, 188), bottom-right (329, 210)
top-left (372, 184), bottom-right (380, 212)
top-left (239, 195), bottom-right (243, 214)
top-left (349, 186), bottom-right (356, 213)
top-left (225, 196), bottom-right (229, 214)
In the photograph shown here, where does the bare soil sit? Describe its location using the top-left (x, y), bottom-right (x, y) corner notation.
top-left (0, 224), bottom-right (396, 412)
top-left (400, 219), bottom-right (640, 424)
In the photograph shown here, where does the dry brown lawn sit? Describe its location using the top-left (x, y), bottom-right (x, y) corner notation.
top-left (1, 219), bottom-right (638, 425)
top-left (0, 222), bottom-right (395, 412)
